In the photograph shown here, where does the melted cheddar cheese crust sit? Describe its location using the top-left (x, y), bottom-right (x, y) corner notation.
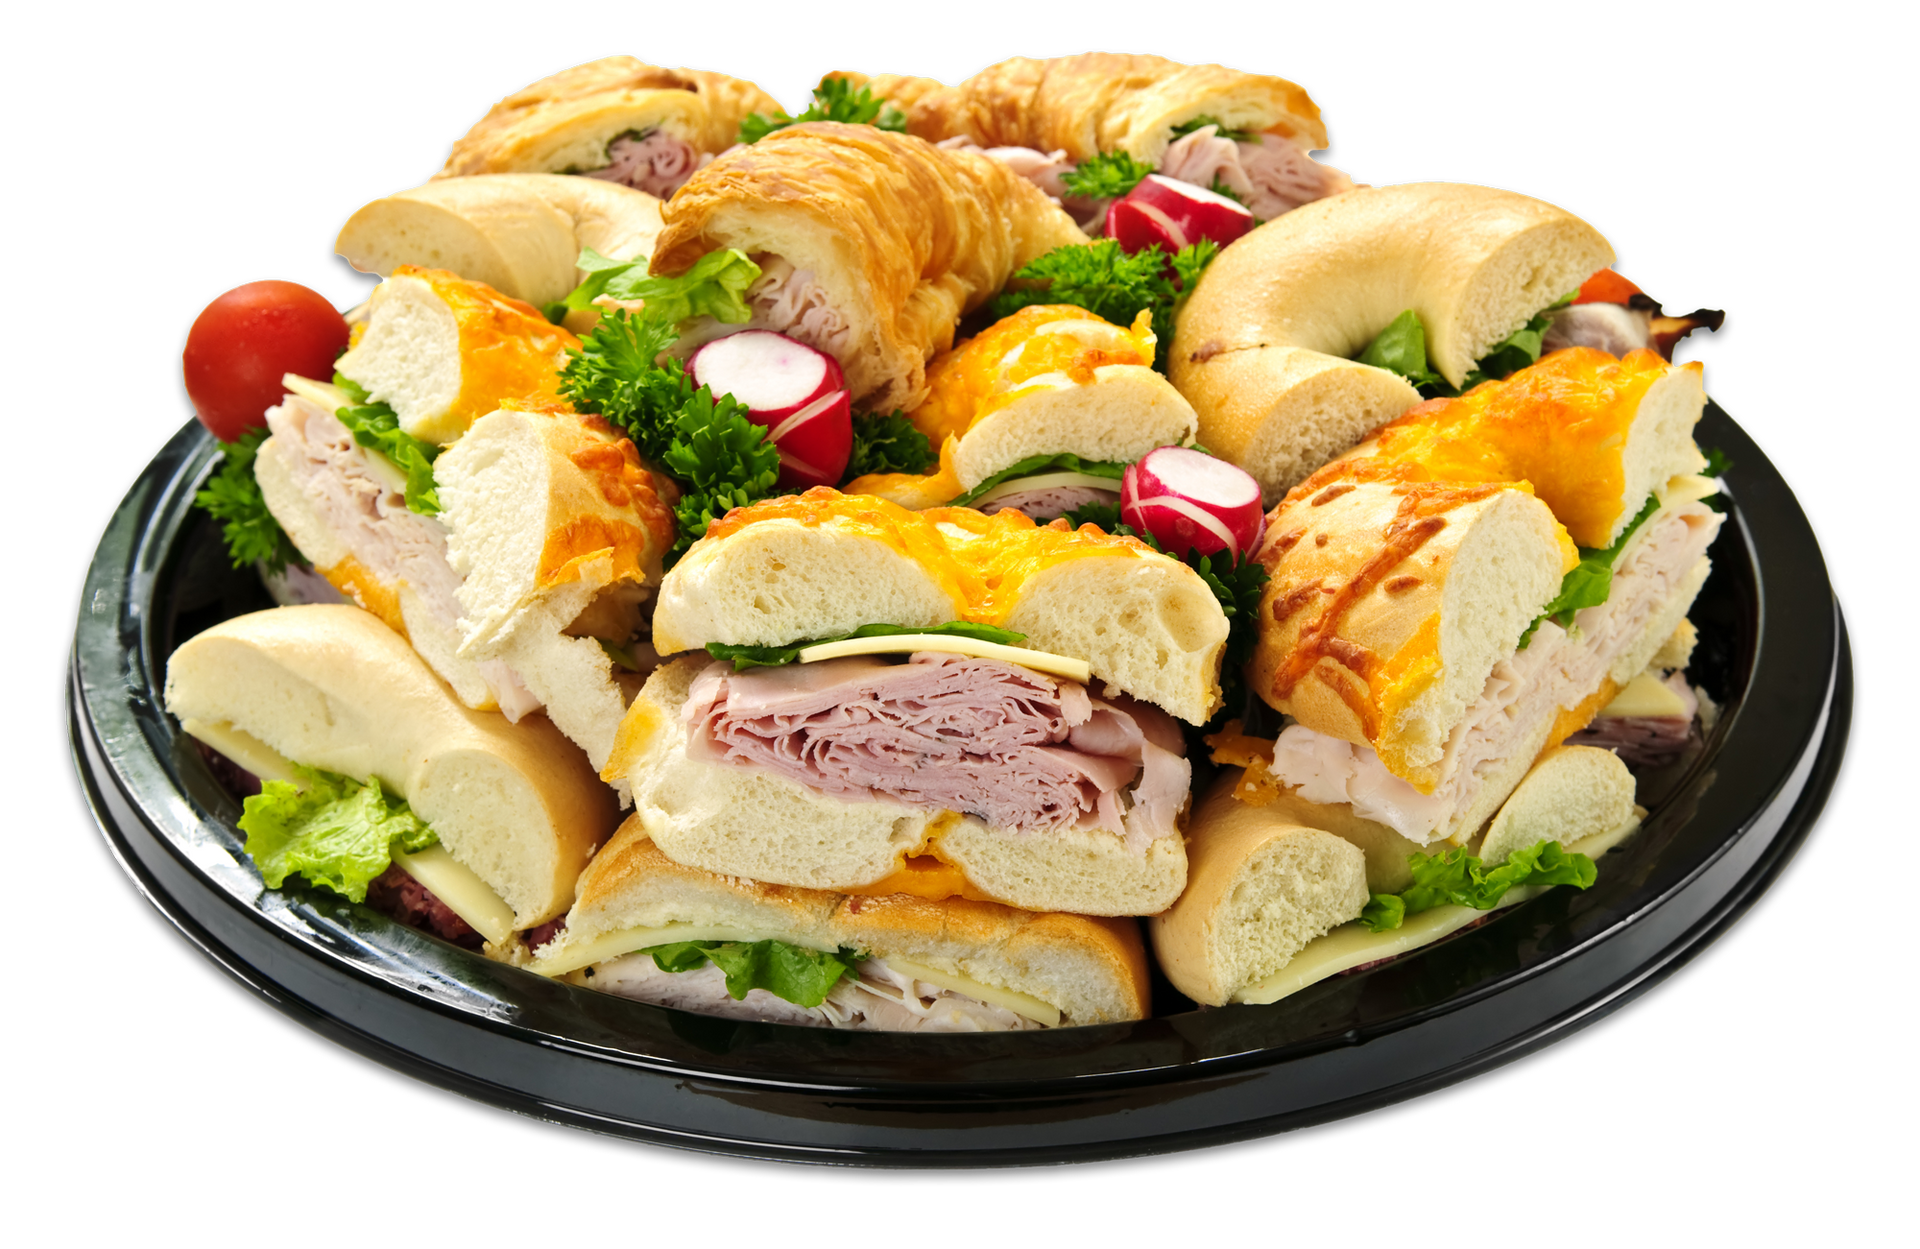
top-left (402, 265), bottom-right (580, 440)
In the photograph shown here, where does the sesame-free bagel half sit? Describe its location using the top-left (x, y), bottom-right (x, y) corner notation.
top-left (1170, 183), bottom-right (1614, 501)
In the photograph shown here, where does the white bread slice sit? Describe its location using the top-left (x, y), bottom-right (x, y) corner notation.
top-left (336, 174), bottom-right (665, 311)
top-left (1478, 745), bottom-right (1637, 867)
top-left (539, 818), bottom-right (1151, 1026)
top-left (1149, 778), bottom-right (1368, 1007)
top-left (603, 656), bottom-right (1189, 917)
top-left (162, 605), bottom-right (617, 928)
top-left (949, 364), bottom-right (1200, 490)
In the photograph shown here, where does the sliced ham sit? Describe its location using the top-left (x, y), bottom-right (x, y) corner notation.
top-left (1566, 671), bottom-right (1701, 768)
top-left (981, 484), bottom-right (1119, 522)
top-left (1228, 133), bottom-right (1355, 220)
top-left (582, 129), bottom-right (712, 199)
top-left (684, 652), bottom-right (1187, 851)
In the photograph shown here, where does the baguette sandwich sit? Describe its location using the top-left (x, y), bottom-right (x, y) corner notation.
top-left (838, 54), bottom-right (1351, 230)
top-left (603, 488), bottom-right (1231, 916)
top-left (844, 304), bottom-right (1200, 518)
top-left (527, 816), bottom-right (1150, 1030)
top-left (164, 605), bottom-right (619, 952)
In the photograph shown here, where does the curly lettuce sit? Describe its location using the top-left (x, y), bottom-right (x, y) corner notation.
top-left (643, 939), bottom-right (864, 1007)
top-left (706, 621), bottom-right (1027, 671)
top-left (237, 766), bottom-right (438, 902)
top-left (1360, 839), bottom-right (1598, 932)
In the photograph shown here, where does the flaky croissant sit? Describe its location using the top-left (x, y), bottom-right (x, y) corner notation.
top-left (650, 122), bottom-right (1088, 413)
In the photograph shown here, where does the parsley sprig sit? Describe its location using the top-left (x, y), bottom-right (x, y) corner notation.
top-left (738, 77), bottom-right (907, 145)
top-left (986, 239), bottom-right (1220, 373)
top-left (195, 427), bottom-right (300, 569)
top-left (1059, 151), bottom-right (1157, 200)
top-left (845, 411), bottom-right (933, 478)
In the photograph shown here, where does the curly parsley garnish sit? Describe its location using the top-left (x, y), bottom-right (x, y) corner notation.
top-left (988, 238), bottom-right (1220, 373)
top-left (738, 76), bottom-right (907, 145)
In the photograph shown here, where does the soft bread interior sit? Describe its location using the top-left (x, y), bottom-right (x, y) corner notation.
top-left (950, 365), bottom-right (1200, 489)
top-left (1149, 780), bottom-right (1368, 1007)
top-left (1614, 366), bottom-right (1709, 545)
top-left (162, 605), bottom-right (616, 928)
top-left (1478, 745), bottom-right (1636, 867)
top-left (333, 275), bottom-right (463, 440)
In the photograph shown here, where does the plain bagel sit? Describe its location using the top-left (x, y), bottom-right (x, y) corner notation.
top-left (1169, 183), bottom-right (1614, 501)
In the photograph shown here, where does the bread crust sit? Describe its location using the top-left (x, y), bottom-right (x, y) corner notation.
top-left (162, 605), bottom-right (616, 928)
top-left (1170, 183), bottom-right (1615, 498)
top-left (649, 122), bottom-right (1087, 412)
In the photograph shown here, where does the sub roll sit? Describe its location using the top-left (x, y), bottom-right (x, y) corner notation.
top-left (844, 304), bottom-right (1200, 518)
top-left (439, 57), bottom-right (781, 199)
top-left (164, 606), bottom-right (618, 949)
top-left (529, 818), bottom-right (1151, 1030)
top-left (841, 54), bottom-right (1352, 228)
top-left (648, 122), bottom-right (1088, 413)
top-left (604, 489), bottom-right (1232, 917)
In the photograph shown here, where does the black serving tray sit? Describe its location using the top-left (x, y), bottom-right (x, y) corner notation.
top-left (70, 402), bottom-right (1848, 1165)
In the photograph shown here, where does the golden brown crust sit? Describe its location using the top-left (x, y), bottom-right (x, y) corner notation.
top-left (649, 122), bottom-right (1086, 411)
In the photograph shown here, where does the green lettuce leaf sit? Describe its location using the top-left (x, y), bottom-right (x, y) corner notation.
top-left (1357, 304), bottom-right (1566, 398)
top-left (237, 767), bottom-right (438, 903)
top-left (706, 621), bottom-right (1029, 671)
top-left (330, 373), bottom-right (442, 515)
top-left (1356, 309), bottom-right (1448, 391)
top-left (949, 453), bottom-right (1128, 508)
top-left (987, 238), bottom-right (1220, 373)
top-left (194, 427), bottom-right (301, 569)
top-left (1170, 115), bottom-right (1257, 144)
top-left (1360, 839), bottom-right (1598, 932)
top-left (1518, 493), bottom-right (1661, 648)
top-left (843, 411), bottom-right (934, 480)
top-left (641, 939), bottom-right (863, 1007)
top-left (1059, 151), bottom-right (1156, 200)
top-left (738, 76), bottom-right (907, 145)
top-left (547, 248), bottom-right (761, 328)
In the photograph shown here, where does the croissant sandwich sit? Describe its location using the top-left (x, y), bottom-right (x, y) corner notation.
top-left (839, 54), bottom-right (1352, 228)
top-left (526, 817), bottom-right (1150, 1030)
top-left (602, 488), bottom-right (1231, 917)
top-left (164, 606), bottom-right (619, 952)
top-left (647, 122), bottom-right (1087, 414)
top-left (439, 57), bottom-right (780, 200)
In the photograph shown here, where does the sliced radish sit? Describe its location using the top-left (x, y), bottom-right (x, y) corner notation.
top-left (1111, 174), bottom-right (1255, 255)
top-left (1120, 446), bottom-right (1265, 561)
top-left (688, 329), bottom-right (852, 487)
top-left (1105, 198), bottom-right (1188, 256)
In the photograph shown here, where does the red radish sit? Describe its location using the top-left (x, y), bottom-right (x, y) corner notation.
top-left (1107, 174), bottom-right (1255, 255)
top-left (1120, 446), bottom-right (1265, 561)
top-left (689, 330), bottom-right (852, 488)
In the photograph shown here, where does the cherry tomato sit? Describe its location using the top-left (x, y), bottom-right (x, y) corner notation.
top-left (1572, 268), bottom-right (1645, 307)
top-left (182, 281), bottom-right (350, 441)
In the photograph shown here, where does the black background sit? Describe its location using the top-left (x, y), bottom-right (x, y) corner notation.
top-left (52, 24), bottom-right (1866, 1189)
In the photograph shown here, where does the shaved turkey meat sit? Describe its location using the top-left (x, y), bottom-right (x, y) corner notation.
top-left (582, 129), bottom-right (711, 199)
top-left (1267, 498), bottom-right (1723, 842)
top-left (685, 652), bottom-right (1188, 850)
top-left (669, 255), bottom-right (856, 362)
top-left (981, 484), bottom-right (1119, 522)
top-left (586, 953), bottom-right (1044, 1031)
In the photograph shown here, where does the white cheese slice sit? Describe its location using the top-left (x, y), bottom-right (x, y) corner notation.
top-left (388, 846), bottom-right (518, 946)
top-left (1600, 671), bottom-right (1690, 719)
top-left (796, 635), bottom-right (1092, 683)
top-left (1661, 472), bottom-right (1719, 506)
top-left (179, 719), bottom-right (298, 784)
top-left (528, 922), bottom-right (837, 979)
top-left (1233, 813), bottom-right (1644, 1005)
top-left (877, 955), bottom-right (1063, 1027)
top-left (972, 471), bottom-right (1123, 511)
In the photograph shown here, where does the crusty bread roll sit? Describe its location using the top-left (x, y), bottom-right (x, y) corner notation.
top-left (648, 122), bottom-right (1087, 413)
top-left (162, 605), bottom-right (617, 929)
top-left (1149, 778), bottom-right (1368, 1007)
top-left (1171, 183), bottom-right (1615, 500)
top-left (1478, 745), bottom-right (1636, 867)
top-left (850, 54), bottom-right (1329, 166)
top-left (651, 489), bottom-right (1229, 725)
top-left (333, 267), bottom-right (577, 446)
top-left (436, 401), bottom-right (675, 774)
top-left (603, 657), bottom-right (1188, 917)
top-left (534, 817), bottom-right (1150, 1027)
top-left (336, 174), bottom-right (665, 310)
top-left (439, 57), bottom-right (779, 184)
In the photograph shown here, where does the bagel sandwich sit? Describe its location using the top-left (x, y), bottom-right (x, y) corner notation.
top-left (1242, 348), bottom-right (1723, 848)
top-left (1152, 744), bottom-right (1640, 1006)
top-left (843, 304), bottom-right (1200, 519)
top-left (164, 605), bottom-right (619, 954)
top-left (646, 122), bottom-right (1088, 414)
top-left (836, 55), bottom-right (1352, 230)
top-left (526, 817), bottom-right (1150, 1030)
top-left (437, 57), bottom-right (780, 199)
top-left (603, 489), bottom-right (1232, 917)
top-left (1170, 182), bottom-right (1617, 501)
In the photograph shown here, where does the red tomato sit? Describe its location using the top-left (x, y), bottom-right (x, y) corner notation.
top-left (1572, 268), bottom-right (1645, 307)
top-left (182, 281), bottom-right (350, 441)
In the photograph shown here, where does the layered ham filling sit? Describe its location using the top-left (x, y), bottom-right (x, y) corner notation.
top-left (1269, 499), bottom-right (1723, 842)
top-left (684, 652), bottom-right (1188, 851)
top-left (581, 129), bottom-right (711, 199)
top-left (264, 395), bottom-right (541, 718)
top-left (1566, 670), bottom-right (1701, 768)
top-left (671, 255), bottom-right (855, 362)
top-left (585, 954), bottom-right (1044, 1031)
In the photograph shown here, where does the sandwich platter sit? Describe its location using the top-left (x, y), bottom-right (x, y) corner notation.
top-left (70, 394), bottom-right (1845, 1164)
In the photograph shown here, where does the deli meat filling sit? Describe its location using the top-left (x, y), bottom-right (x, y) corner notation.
top-left (684, 652), bottom-right (1188, 849)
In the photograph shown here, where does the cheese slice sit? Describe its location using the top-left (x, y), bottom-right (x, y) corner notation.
top-left (971, 470), bottom-right (1123, 511)
top-left (875, 956), bottom-right (1063, 1027)
top-left (389, 846), bottom-right (517, 946)
top-left (528, 922), bottom-right (837, 979)
top-left (796, 635), bottom-right (1092, 682)
top-left (1600, 671), bottom-right (1689, 719)
top-left (180, 719), bottom-right (298, 784)
top-left (1661, 472), bottom-right (1719, 506)
top-left (1233, 813), bottom-right (1644, 1005)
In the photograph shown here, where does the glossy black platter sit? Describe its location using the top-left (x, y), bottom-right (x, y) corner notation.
top-left (71, 402), bottom-right (1849, 1166)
